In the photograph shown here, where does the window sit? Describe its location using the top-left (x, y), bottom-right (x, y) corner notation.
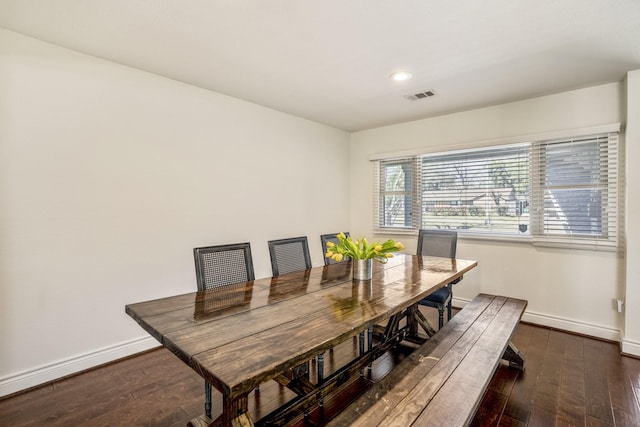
top-left (420, 144), bottom-right (529, 235)
top-left (374, 130), bottom-right (621, 250)
top-left (378, 159), bottom-right (417, 228)
top-left (530, 133), bottom-right (620, 248)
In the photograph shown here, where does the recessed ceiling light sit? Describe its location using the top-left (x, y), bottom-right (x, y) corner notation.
top-left (390, 71), bottom-right (412, 81)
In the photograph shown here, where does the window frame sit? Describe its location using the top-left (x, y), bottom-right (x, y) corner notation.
top-left (419, 143), bottom-right (530, 237)
top-left (529, 133), bottom-right (621, 250)
top-left (373, 127), bottom-right (622, 251)
top-left (377, 158), bottom-right (419, 230)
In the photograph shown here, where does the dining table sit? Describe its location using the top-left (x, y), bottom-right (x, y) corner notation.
top-left (125, 253), bottom-right (477, 427)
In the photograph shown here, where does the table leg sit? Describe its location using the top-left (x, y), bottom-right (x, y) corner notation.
top-left (413, 304), bottom-right (437, 337)
top-left (408, 305), bottom-right (419, 336)
top-left (383, 312), bottom-right (402, 341)
top-left (221, 394), bottom-right (252, 427)
top-left (317, 352), bottom-right (325, 382)
top-left (317, 352), bottom-right (325, 407)
top-left (258, 312), bottom-right (412, 426)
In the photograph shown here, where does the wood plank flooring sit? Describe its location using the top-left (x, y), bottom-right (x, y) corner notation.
top-left (2, 308), bottom-right (639, 427)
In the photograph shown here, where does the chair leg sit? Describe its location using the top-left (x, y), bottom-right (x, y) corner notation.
top-left (447, 300), bottom-right (452, 322)
top-left (205, 381), bottom-right (212, 418)
top-left (437, 305), bottom-right (444, 329)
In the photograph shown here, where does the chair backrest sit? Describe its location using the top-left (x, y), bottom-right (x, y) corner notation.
top-left (320, 232), bottom-right (351, 266)
top-left (193, 243), bottom-right (255, 291)
top-left (416, 229), bottom-right (458, 258)
top-left (268, 236), bottom-right (312, 276)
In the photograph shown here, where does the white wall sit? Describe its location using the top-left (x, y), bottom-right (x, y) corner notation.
top-left (0, 29), bottom-right (350, 396)
top-left (623, 70), bottom-right (640, 356)
top-left (351, 82), bottom-right (633, 348)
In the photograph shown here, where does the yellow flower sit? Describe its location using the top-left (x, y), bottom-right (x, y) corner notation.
top-left (326, 232), bottom-right (403, 263)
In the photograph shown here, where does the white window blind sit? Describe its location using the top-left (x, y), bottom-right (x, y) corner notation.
top-left (373, 129), bottom-right (622, 251)
top-left (420, 144), bottom-right (529, 235)
top-left (530, 132), bottom-right (621, 249)
top-left (376, 158), bottom-right (419, 229)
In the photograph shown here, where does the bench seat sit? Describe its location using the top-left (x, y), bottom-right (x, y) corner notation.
top-left (327, 293), bottom-right (527, 427)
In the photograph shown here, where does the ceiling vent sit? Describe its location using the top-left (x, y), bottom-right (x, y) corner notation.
top-left (407, 90), bottom-right (435, 101)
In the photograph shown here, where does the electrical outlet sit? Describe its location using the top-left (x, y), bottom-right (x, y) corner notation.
top-left (616, 299), bottom-right (624, 313)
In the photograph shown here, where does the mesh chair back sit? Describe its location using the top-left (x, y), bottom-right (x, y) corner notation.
top-left (268, 236), bottom-right (312, 276)
top-left (193, 243), bottom-right (255, 291)
top-left (416, 230), bottom-right (457, 258)
top-left (320, 232), bottom-right (351, 265)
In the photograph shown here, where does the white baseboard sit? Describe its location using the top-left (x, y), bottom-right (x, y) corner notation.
top-left (621, 338), bottom-right (640, 357)
top-left (520, 310), bottom-right (621, 342)
top-left (0, 336), bottom-right (160, 398)
top-left (452, 297), bottom-right (622, 343)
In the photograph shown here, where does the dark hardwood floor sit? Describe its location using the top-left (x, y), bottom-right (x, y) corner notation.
top-left (2, 308), bottom-right (639, 427)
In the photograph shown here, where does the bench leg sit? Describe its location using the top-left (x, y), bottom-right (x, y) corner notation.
top-left (502, 341), bottom-right (525, 371)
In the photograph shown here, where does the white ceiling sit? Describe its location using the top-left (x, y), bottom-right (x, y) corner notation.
top-left (1, 1), bottom-right (640, 132)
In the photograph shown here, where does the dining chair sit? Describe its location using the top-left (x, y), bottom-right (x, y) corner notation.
top-left (268, 236), bottom-right (312, 276)
top-left (194, 242), bottom-right (255, 290)
top-left (320, 232), bottom-right (351, 266)
top-left (193, 242), bottom-right (255, 418)
top-left (416, 229), bottom-right (461, 329)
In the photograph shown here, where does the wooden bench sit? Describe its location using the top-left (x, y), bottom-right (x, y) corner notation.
top-left (327, 293), bottom-right (527, 427)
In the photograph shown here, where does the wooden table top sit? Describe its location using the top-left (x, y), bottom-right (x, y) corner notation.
top-left (125, 254), bottom-right (477, 400)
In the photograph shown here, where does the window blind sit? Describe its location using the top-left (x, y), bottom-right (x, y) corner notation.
top-left (420, 144), bottom-right (529, 235)
top-left (376, 158), bottom-right (420, 229)
top-left (530, 132), bottom-right (621, 249)
top-left (373, 128), bottom-right (622, 251)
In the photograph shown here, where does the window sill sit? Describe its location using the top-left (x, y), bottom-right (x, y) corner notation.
top-left (374, 228), bottom-right (532, 243)
top-left (374, 228), bottom-right (621, 252)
